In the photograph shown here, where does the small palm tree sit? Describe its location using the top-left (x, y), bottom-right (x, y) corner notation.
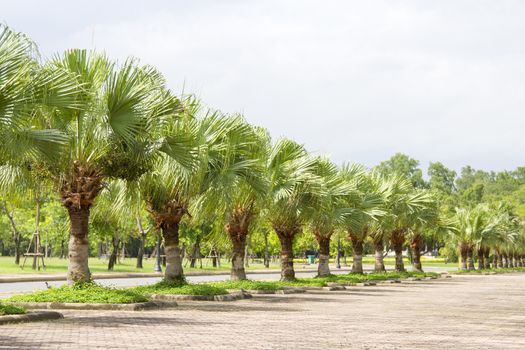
top-left (195, 117), bottom-right (269, 280)
top-left (308, 159), bottom-right (359, 277)
top-left (141, 107), bottom-right (253, 283)
top-left (342, 169), bottom-right (385, 274)
top-left (372, 174), bottom-right (435, 272)
top-left (265, 139), bottom-right (320, 281)
top-left (405, 194), bottom-right (440, 272)
top-left (492, 206), bottom-right (520, 268)
top-left (449, 204), bottom-right (499, 270)
top-left (41, 50), bottom-right (177, 283)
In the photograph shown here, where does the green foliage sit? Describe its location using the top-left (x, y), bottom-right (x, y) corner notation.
top-left (428, 162), bottom-right (456, 194)
top-left (7, 282), bottom-right (148, 304)
top-left (438, 245), bottom-right (458, 263)
top-left (0, 303), bottom-right (26, 315)
top-left (375, 153), bottom-right (427, 189)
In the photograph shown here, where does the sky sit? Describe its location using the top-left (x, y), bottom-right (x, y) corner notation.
top-left (3, 0), bottom-right (524, 174)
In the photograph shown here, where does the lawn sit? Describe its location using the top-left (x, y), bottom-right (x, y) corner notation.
top-left (132, 281), bottom-right (229, 296)
top-left (6, 282), bottom-right (148, 304)
top-left (0, 256), bottom-right (279, 274)
top-left (0, 303), bottom-right (26, 315)
top-left (0, 255), bottom-right (455, 275)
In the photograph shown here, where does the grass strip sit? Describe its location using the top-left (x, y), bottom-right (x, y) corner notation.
top-left (132, 281), bottom-right (229, 296)
top-left (0, 303), bottom-right (26, 315)
top-left (7, 282), bottom-right (148, 304)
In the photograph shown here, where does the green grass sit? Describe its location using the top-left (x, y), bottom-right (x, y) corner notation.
top-left (0, 303), bottom-right (26, 315)
top-left (0, 256), bottom-right (454, 275)
top-left (210, 271), bottom-right (439, 290)
top-left (6, 282), bottom-right (148, 304)
top-left (211, 280), bottom-right (285, 291)
top-left (132, 281), bottom-right (229, 296)
top-left (0, 255), bottom-right (453, 275)
top-left (455, 267), bottom-right (525, 274)
top-left (0, 256), bottom-right (280, 275)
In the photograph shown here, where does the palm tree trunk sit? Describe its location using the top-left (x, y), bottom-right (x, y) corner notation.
top-left (460, 244), bottom-right (468, 270)
top-left (374, 241), bottom-right (386, 272)
top-left (493, 249), bottom-right (499, 269)
top-left (264, 230), bottom-right (270, 268)
top-left (509, 254), bottom-right (514, 268)
top-left (410, 235), bottom-right (423, 272)
top-left (467, 247), bottom-right (475, 270)
top-left (136, 233), bottom-right (146, 268)
top-left (499, 253), bottom-right (504, 268)
top-left (135, 217), bottom-right (147, 269)
top-left (230, 232), bottom-right (248, 280)
top-left (162, 220), bottom-right (184, 283)
top-left (66, 206), bottom-right (92, 283)
top-left (190, 238), bottom-right (201, 268)
top-left (390, 229), bottom-right (405, 272)
top-left (275, 228), bottom-right (296, 281)
top-left (349, 234), bottom-right (364, 274)
top-left (59, 239), bottom-right (65, 259)
top-left (244, 235), bottom-right (250, 268)
top-left (477, 247), bottom-right (484, 270)
top-left (483, 247), bottom-right (491, 269)
top-left (107, 234), bottom-right (119, 271)
top-left (14, 235), bottom-right (21, 265)
top-left (315, 233), bottom-right (331, 277)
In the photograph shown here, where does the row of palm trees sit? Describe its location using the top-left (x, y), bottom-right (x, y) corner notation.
top-left (1, 25), bottom-right (524, 285)
top-left (449, 203), bottom-right (525, 270)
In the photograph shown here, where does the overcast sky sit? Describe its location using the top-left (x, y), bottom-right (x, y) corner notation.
top-left (3, 1), bottom-right (524, 173)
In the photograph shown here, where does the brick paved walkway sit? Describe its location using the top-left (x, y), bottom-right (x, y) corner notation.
top-left (1, 274), bottom-right (524, 349)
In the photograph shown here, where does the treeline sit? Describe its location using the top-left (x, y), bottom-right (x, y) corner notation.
top-left (1, 25), bottom-right (524, 283)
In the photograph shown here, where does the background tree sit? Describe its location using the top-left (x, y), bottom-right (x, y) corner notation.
top-left (375, 153), bottom-right (426, 189)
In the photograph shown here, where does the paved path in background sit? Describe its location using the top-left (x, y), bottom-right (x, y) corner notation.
top-left (1, 273), bottom-right (524, 349)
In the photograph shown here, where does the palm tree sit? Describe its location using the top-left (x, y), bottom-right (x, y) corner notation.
top-left (38, 50), bottom-right (177, 283)
top-left (368, 174), bottom-right (411, 272)
top-left (373, 174), bottom-right (435, 272)
top-left (266, 139), bottom-right (320, 281)
top-left (140, 107), bottom-right (252, 283)
top-left (449, 204), bottom-right (499, 270)
top-left (342, 169), bottom-right (385, 274)
top-left (492, 206), bottom-right (520, 268)
top-left (0, 25), bottom-right (80, 166)
top-left (1, 25), bottom-right (85, 273)
top-left (406, 195), bottom-right (440, 272)
top-left (307, 159), bottom-right (359, 277)
top-left (196, 117), bottom-right (269, 280)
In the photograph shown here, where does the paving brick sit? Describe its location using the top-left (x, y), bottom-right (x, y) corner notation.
top-left (1, 274), bottom-right (524, 349)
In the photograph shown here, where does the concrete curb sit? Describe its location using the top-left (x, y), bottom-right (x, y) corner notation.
top-left (150, 291), bottom-right (251, 302)
top-left (243, 288), bottom-right (306, 295)
top-left (0, 311), bottom-right (63, 325)
top-left (8, 300), bottom-right (177, 311)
